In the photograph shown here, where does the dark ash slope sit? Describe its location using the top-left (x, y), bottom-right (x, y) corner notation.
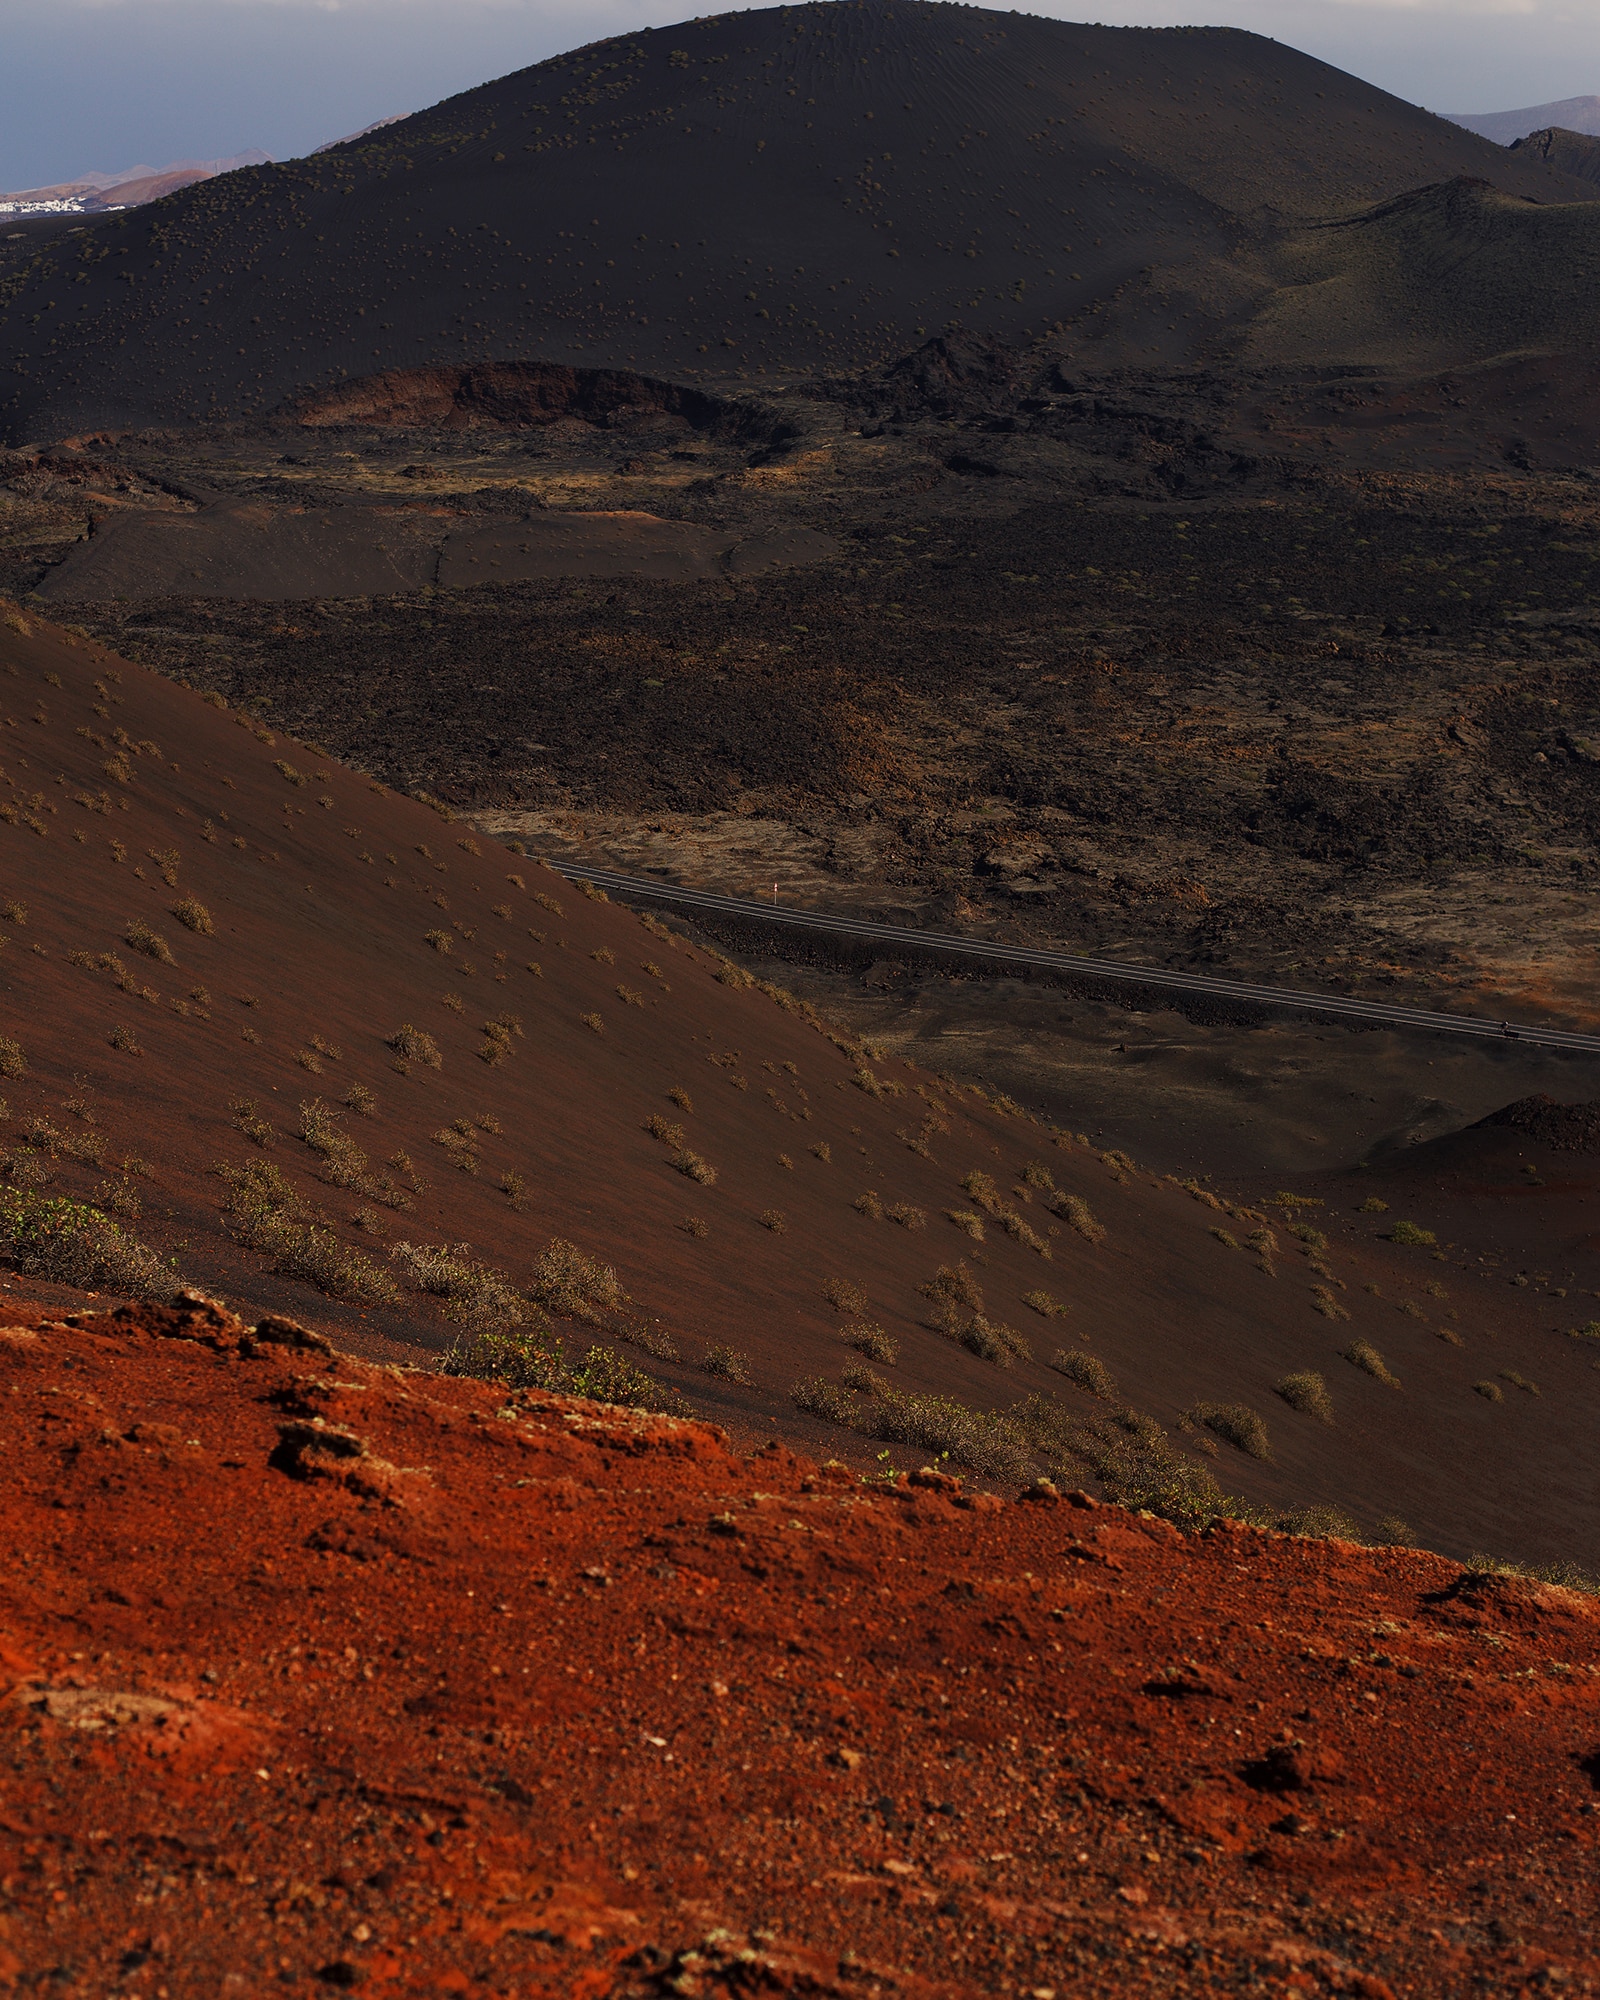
top-left (3, 0), bottom-right (1595, 440)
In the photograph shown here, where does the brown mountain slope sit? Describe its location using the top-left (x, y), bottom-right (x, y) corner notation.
top-left (4, 1296), bottom-right (1598, 1998)
top-left (1243, 177), bottom-right (1600, 368)
top-left (1510, 126), bottom-right (1600, 186)
top-left (2, 1), bottom-right (1595, 441)
top-left (0, 603), bottom-right (1596, 1566)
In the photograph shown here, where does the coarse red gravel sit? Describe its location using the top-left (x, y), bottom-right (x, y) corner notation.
top-left (3, 1291), bottom-right (1597, 1998)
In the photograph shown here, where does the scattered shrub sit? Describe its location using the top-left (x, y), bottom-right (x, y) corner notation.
top-left (955, 1316), bottom-right (1031, 1366)
top-left (1288, 1223), bottom-right (1327, 1252)
top-left (680, 1215), bottom-right (709, 1238)
top-left (997, 1209), bottom-right (1051, 1257)
top-left (1191, 1402), bottom-right (1273, 1461)
top-left (790, 1376), bottom-right (859, 1424)
top-left (216, 1158), bottom-right (399, 1306)
top-left (442, 1325), bottom-right (682, 1414)
top-left (1499, 1369), bottom-right (1540, 1395)
top-left (1373, 1514), bottom-right (1418, 1546)
top-left (0, 1187), bottom-right (172, 1295)
top-left (231, 1098), bottom-right (275, 1148)
top-left (1212, 1228), bottom-right (1240, 1250)
top-left (529, 1238), bottom-right (625, 1322)
top-left (344, 1082), bottom-right (376, 1117)
top-left (108, 1024), bottom-right (142, 1054)
top-left (810, 1140), bottom-right (832, 1164)
top-left (823, 1277), bottom-right (868, 1315)
top-left (758, 1209), bottom-right (787, 1233)
top-left (701, 1344), bottom-right (753, 1385)
top-left (1050, 1193), bottom-right (1105, 1244)
top-left (0, 1038), bottom-right (25, 1078)
top-left (391, 1239), bottom-right (525, 1336)
top-left (583, 1012), bottom-right (604, 1034)
top-left (171, 898), bottom-right (214, 935)
top-left (1357, 1196), bottom-right (1389, 1214)
top-left (839, 1321), bottom-right (897, 1363)
top-left (1276, 1370), bottom-right (1334, 1423)
top-left (1019, 1162), bottom-right (1055, 1191)
top-left (854, 1191), bottom-right (884, 1220)
top-left (644, 1114), bottom-right (685, 1145)
top-left (1343, 1341), bottom-right (1401, 1389)
top-left (1052, 1349), bottom-right (1117, 1400)
top-left (667, 1085), bottom-right (694, 1111)
top-left (299, 1098), bottom-right (409, 1208)
top-left (1388, 1220), bottom-right (1437, 1248)
top-left (946, 1208), bottom-right (985, 1240)
top-left (887, 1202), bottom-right (927, 1231)
top-left (126, 920), bottom-right (174, 964)
top-left (1022, 1288), bottom-right (1068, 1318)
top-left (1277, 1504), bottom-right (1362, 1540)
top-left (672, 1148), bottom-right (716, 1186)
top-left (1475, 1380), bottom-right (1503, 1403)
top-left (388, 1023), bottom-right (442, 1068)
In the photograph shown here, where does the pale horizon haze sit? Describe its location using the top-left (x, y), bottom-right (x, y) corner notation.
top-left (4, 0), bottom-right (1599, 193)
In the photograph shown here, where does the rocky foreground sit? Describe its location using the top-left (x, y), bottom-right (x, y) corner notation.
top-left (3, 1292), bottom-right (1597, 1997)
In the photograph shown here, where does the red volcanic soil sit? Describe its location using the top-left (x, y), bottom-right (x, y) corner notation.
top-left (1, 603), bottom-right (1599, 1568)
top-left (4, 1291), bottom-right (1599, 1999)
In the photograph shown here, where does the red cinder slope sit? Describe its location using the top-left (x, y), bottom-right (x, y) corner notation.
top-left (2, 1294), bottom-right (1597, 1998)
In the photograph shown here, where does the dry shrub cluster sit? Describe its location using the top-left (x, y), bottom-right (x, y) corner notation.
top-left (923, 1262), bottom-right (1031, 1367)
top-left (838, 1321), bottom-right (897, 1364)
top-left (1051, 1349), bottom-right (1117, 1400)
top-left (216, 1158), bottom-right (399, 1306)
top-left (0, 1187), bottom-right (172, 1296)
top-left (1189, 1401), bottom-right (1273, 1461)
top-left (299, 1099), bottom-right (411, 1209)
top-left (126, 920), bottom-right (174, 965)
top-left (1343, 1340), bottom-right (1402, 1389)
top-left (388, 1023), bottom-right (442, 1068)
top-left (528, 1238), bottom-right (625, 1322)
top-left (1277, 1370), bottom-right (1335, 1423)
top-left (390, 1240), bottom-right (525, 1337)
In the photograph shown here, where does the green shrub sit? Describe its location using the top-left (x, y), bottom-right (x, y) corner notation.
top-left (0, 1187), bottom-right (172, 1296)
top-left (1388, 1220), bottom-right (1437, 1248)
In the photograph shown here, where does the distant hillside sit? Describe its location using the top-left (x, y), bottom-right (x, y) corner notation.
top-left (0, 152), bottom-right (271, 217)
top-left (1509, 126), bottom-right (1600, 187)
top-left (1449, 94), bottom-right (1600, 145)
top-left (1, 0), bottom-right (1594, 440)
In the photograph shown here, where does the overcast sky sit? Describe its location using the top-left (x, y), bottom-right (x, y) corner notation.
top-left (5, 0), bottom-right (1599, 192)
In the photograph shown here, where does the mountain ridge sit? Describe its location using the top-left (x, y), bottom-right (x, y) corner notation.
top-left (3, 1), bottom-right (1596, 441)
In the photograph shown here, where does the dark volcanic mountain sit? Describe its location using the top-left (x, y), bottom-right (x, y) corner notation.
top-left (2, 0), bottom-right (1595, 441)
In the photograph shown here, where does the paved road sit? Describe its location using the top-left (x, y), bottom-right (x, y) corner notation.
top-left (546, 860), bottom-right (1600, 1056)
